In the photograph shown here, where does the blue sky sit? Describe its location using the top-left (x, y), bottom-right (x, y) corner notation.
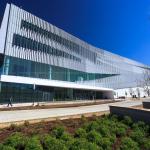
top-left (0, 0), bottom-right (150, 65)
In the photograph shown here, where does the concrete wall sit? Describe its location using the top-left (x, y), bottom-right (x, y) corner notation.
top-left (110, 106), bottom-right (150, 124)
top-left (143, 101), bottom-right (150, 109)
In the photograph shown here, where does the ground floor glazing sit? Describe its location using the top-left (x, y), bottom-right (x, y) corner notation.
top-left (0, 82), bottom-right (111, 104)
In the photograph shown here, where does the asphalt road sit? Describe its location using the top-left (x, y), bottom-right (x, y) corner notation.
top-left (0, 100), bottom-right (142, 123)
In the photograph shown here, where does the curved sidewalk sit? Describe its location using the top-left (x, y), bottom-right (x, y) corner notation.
top-left (0, 100), bottom-right (142, 124)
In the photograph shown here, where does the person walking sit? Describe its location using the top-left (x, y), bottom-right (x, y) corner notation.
top-left (7, 96), bottom-right (13, 107)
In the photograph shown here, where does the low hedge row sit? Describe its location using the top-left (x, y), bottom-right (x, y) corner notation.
top-left (0, 114), bottom-right (150, 150)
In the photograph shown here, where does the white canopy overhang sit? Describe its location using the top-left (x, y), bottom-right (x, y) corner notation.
top-left (0, 75), bottom-right (113, 92)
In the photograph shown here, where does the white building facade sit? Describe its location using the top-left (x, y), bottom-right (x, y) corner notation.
top-left (0, 3), bottom-right (149, 103)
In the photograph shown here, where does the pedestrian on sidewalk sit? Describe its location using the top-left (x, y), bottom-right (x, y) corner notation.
top-left (7, 96), bottom-right (13, 107)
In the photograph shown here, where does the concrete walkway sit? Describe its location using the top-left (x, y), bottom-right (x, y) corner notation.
top-left (0, 100), bottom-right (142, 123)
top-left (0, 99), bottom-right (114, 108)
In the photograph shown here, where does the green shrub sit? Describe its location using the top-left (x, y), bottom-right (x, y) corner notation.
top-left (110, 124), bottom-right (125, 135)
top-left (98, 125), bottom-right (110, 137)
top-left (4, 132), bottom-right (26, 149)
top-left (135, 121), bottom-right (145, 128)
top-left (115, 127), bottom-right (126, 137)
top-left (119, 122), bottom-right (128, 129)
top-left (111, 122), bottom-right (128, 137)
top-left (0, 144), bottom-right (15, 150)
top-left (70, 139), bottom-right (100, 150)
top-left (109, 122), bottom-right (118, 134)
top-left (60, 132), bottom-right (74, 148)
top-left (85, 121), bottom-right (99, 132)
top-left (25, 137), bottom-right (43, 150)
top-left (122, 116), bottom-right (133, 126)
top-left (99, 137), bottom-right (112, 150)
top-left (130, 129), bottom-right (145, 144)
top-left (109, 134), bottom-right (116, 143)
top-left (2, 114), bottom-right (149, 150)
top-left (74, 128), bottom-right (87, 138)
top-left (60, 132), bottom-right (73, 141)
top-left (87, 142), bottom-right (100, 150)
top-left (120, 137), bottom-right (140, 150)
top-left (143, 138), bottom-right (150, 150)
top-left (110, 114), bottom-right (118, 122)
top-left (87, 130), bottom-right (102, 144)
top-left (52, 126), bottom-right (65, 139)
top-left (42, 135), bottom-right (67, 150)
top-left (0, 144), bottom-right (3, 149)
top-left (132, 121), bottom-right (149, 133)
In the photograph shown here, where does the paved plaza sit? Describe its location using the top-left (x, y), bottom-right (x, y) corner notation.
top-left (0, 100), bottom-right (142, 123)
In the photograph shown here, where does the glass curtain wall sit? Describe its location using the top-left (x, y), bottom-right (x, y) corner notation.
top-left (2, 56), bottom-right (117, 82)
top-left (0, 82), bottom-right (104, 103)
top-left (0, 54), bottom-right (4, 75)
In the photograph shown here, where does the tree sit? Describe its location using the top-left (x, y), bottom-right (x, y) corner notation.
top-left (129, 88), bottom-right (134, 97)
top-left (136, 88), bottom-right (140, 98)
top-left (139, 70), bottom-right (150, 97)
top-left (125, 91), bottom-right (127, 98)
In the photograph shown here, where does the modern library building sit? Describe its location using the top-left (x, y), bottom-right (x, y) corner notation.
top-left (0, 3), bottom-right (149, 103)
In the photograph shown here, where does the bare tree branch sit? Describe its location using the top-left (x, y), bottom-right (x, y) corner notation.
top-left (138, 70), bottom-right (150, 97)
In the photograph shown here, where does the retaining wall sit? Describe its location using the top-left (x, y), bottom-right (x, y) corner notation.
top-left (110, 106), bottom-right (150, 124)
top-left (143, 101), bottom-right (150, 109)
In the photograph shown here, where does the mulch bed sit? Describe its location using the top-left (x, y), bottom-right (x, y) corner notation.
top-left (0, 115), bottom-right (98, 142)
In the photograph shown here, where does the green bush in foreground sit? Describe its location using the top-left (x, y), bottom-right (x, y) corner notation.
top-left (1, 114), bottom-right (150, 150)
top-left (143, 138), bottom-right (150, 150)
top-left (0, 144), bottom-right (15, 150)
top-left (109, 134), bottom-right (116, 143)
top-left (132, 121), bottom-right (149, 133)
top-left (42, 135), bottom-right (67, 150)
top-left (25, 136), bottom-right (43, 150)
top-left (98, 125), bottom-right (111, 137)
top-left (115, 127), bottom-right (126, 137)
top-left (120, 137), bottom-right (140, 150)
top-left (51, 126), bottom-right (65, 139)
top-left (60, 132), bottom-right (73, 142)
top-left (87, 130), bottom-right (102, 144)
top-left (60, 132), bottom-right (74, 148)
top-left (4, 132), bottom-right (26, 149)
top-left (85, 121), bottom-right (99, 132)
top-left (122, 116), bottom-right (133, 126)
top-left (70, 139), bottom-right (100, 150)
top-left (74, 128), bottom-right (87, 138)
top-left (99, 137), bottom-right (112, 150)
top-left (130, 129), bottom-right (145, 144)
